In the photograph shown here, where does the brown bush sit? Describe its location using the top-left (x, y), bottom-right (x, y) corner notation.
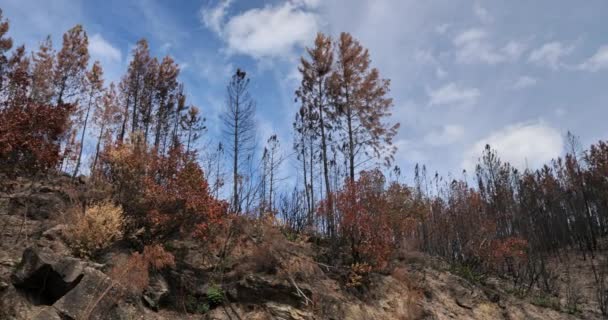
top-left (98, 140), bottom-right (228, 244)
top-left (66, 201), bottom-right (124, 257)
top-left (0, 101), bottom-right (74, 176)
top-left (346, 262), bottom-right (372, 288)
top-left (251, 244), bottom-right (279, 274)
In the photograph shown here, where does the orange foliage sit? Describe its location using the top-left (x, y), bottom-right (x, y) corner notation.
top-left (99, 140), bottom-right (228, 243)
top-left (0, 102), bottom-right (73, 174)
top-left (326, 170), bottom-right (397, 269)
top-left (490, 236), bottom-right (528, 269)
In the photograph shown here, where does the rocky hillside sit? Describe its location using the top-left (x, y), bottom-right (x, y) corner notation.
top-left (0, 175), bottom-right (603, 319)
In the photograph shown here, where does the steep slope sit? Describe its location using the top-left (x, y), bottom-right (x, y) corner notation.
top-left (0, 175), bottom-right (602, 319)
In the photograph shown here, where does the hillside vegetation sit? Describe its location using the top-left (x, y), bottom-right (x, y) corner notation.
top-left (0, 7), bottom-right (607, 319)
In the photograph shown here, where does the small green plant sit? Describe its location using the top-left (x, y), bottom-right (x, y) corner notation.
top-left (283, 230), bottom-right (298, 242)
top-left (531, 294), bottom-right (560, 311)
top-left (207, 285), bottom-right (224, 307)
top-left (184, 295), bottom-right (209, 314)
top-left (504, 287), bottom-right (527, 299)
top-left (449, 263), bottom-right (486, 284)
top-left (564, 304), bottom-right (580, 315)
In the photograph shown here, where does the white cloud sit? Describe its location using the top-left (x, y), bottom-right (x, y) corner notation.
top-left (512, 76), bottom-right (538, 89)
top-left (473, 3), bottom-right (493, 24)
top-left (502, 41), bottom-right (526, 60)
top-left (394, 139), bottom-right (427, 164)
top-left (201, 1), bottom-right (319, 59)
top-left (428, 83), bottom-right (480, 107)
top-left (579, 45), bottom-right (608, 72)
top-left (528, 41), bottom-right (574, 70)
top-left (453, 28), bottom-right (524, 64)
top-left (462, 121), bottom-right (563, 171)
top-left (454, 28), bottom-right (487, 45)
top-left (200, 0), bottom-right (233, 35)
top-left (424, 124), bottom-right (465, 146)
top-left (89, 34), bottom-right (121, 62)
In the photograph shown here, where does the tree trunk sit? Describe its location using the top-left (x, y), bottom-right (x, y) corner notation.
top-left (318, 81), bottom-right (334, 238)
top-left (301, 146), bottom-right (311, 226)
top-left (233, 97), bottom-right (240, 213)
top-left (347, 104), bottom-right (355, 181)
top-left (153, 99), bottom-right (165, 149)
top-left (72, 92), bottom-right (93, 178)
top-left (91, 122), bottom-right (105, 177)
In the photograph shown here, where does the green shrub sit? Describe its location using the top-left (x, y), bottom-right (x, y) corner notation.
top-left (531, 294), bottom-right (560, 311)
top-left (449, 263), bottom-right (486, 284)
top-left (207, 285), bottom-right (224, 307)
top-left (184, 295), bottom-right (209, 314)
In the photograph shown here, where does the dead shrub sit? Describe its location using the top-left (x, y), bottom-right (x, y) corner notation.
top-left (66, 200), bottom-right (124, 257)
top-left (346, 262), bottom-right (372, 288)
top-left (251, 244), bottom-right (279, 274)
top-left (391, 266), bottom-right (410, 283)
top-left (82, 245), bottom-right (175, 319)
top-left (281, 255), bottom-right (321, 282)
top-left (395, 249), bottom-right (428, 266)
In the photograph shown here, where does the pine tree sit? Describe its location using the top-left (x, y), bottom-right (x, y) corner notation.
top-left (221, 69), bottom-right (256, 213)
top-left (153, 56), bottom-right (180, 149)
top-left (30, 36), bottom-right (55, 104)
top-left (180, 106), bottom-right (206, 154)
top-left (54, 25), bottom-right (89, 105)
top-left (91, 82), bottom-right (121, 175)
top-left (73, 61), bottom-right (104, 178)
top-left (329, 32), bottom-right (399, 181)
top-left (296, 33), bottom-right (336, 237)
top-left (119, 39), bottom-right (153, 139)
top-left (0, 9), bottom-right (13, 97)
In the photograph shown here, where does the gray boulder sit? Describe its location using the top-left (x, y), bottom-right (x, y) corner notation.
top-left (143, 273), bottom-right (170, 310)
top-left (11, 247), bottom-right (85, 305)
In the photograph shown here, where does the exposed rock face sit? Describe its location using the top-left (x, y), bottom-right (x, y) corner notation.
top-left (230, 274), bottom-right (312, 308)
top-left (32, 306), bottom-right (62, 320)
top-left (266, 302), bottom-right (313, 320)
top-left (52, 267), bottom-right (120, 320)
top-left (7, 185), bottom-right (71, 221)
top-left (143, 273), bottom-right (170, 310)
top-left (9, 247), bottom-right (129, 320)
top-left (11, 247), bottom-right (85, 305)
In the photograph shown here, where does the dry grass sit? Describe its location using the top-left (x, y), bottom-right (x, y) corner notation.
top-left (65, 200), bottom-right (124, 257)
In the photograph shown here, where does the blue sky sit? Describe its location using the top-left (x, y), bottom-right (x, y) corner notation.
top-left (2, 0), bottom-right (608, 183)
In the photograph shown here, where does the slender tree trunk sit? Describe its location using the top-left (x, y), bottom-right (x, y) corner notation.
top-left (215, 147), bottom-right (222, 199)
top-left (186, 127), bottom-right (193, 154)
top-left (119, 94), bottom-right (131, 142)
top-left (57, 77), bottom-right (67, 105)
top-left (347, 106), bottom-right (355, 181)
top-left (73, 92), bottom-right (94, 178)
top-left (170, 107), bottom-right (181, 150)
top-left (269, 151), bottom-right (274, 213)
top-left (131, 94), bottom-right (138, 134)
top-left (309, 136), bottom-right (315, 227)
top-left (318, 81), bottom-right (334, 238)
top-left (154, 100), bottom-right (165, 149)
top-left (233, 99), bottom-right (239, 213)
top-left (143, 101), bottom-right (152, 146)
top-left (302, 146), bottom-right (311, 226)
top-left (91, 122), bottom-right (105, 176)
